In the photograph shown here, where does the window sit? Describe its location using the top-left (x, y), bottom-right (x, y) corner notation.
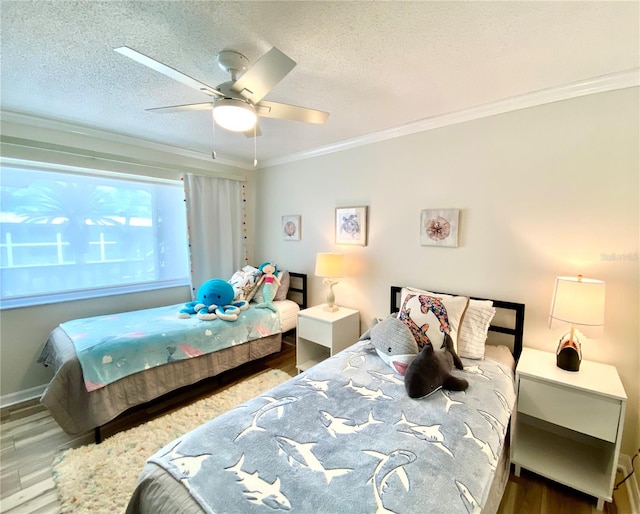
top-left (0, 165), bottom-right (190, 308)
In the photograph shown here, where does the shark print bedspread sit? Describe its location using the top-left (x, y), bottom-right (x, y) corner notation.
top-left (60, 305), bottom-right (280, 391)
top-left (144, 339), bottom-right (515, 514)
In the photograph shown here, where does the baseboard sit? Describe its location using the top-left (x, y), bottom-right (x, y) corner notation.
top-left (619, 453), bottom-right (640, 514)
top-left (0, 385), bottom-right (46, 410)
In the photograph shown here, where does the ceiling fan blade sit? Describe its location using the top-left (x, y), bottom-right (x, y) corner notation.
top-left (114, 46), bottom-right (223, 98)
top-left (256, 100), bottom-right (329, 124)
top-left (230, 47), bottom-right (296, 104)
top-left (146, 102), bottom-right (213, 113)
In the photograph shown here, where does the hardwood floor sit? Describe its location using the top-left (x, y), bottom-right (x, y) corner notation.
top-left (498, 468), bottom-right (632, 514)
top-left (0, 338), bottom-right (633, 513)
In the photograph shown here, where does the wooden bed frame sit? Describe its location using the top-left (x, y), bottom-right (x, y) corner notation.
top-left (390, 286), bottom-right (525, 360)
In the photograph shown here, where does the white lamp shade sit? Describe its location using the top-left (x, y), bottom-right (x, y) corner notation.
top-left (315, 252), bottom-right (345, 278)
top-left (549, 276), bottom-right (605, 334)
top-left (213, 99), bottom-right (257, 132)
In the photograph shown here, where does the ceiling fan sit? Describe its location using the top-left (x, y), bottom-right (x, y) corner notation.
top-left (114, 46), bottom-right (329, 135)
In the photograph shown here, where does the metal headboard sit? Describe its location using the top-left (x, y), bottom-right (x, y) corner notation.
top-left (390, 286), bottom-right (525, 361)
top-left (288, 272), bottom-right (308, 310)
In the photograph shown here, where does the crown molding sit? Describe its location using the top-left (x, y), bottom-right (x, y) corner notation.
top-left (2, 69), bottom-right (637, 171)
top-left (0, 110), bottom-right (254, 170)
top-left (260, 68), bottom-right (640, 169)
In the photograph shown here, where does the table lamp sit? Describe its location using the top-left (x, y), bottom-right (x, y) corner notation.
top-left (548, 275), bottom-right (605, 371)
top-left (315, 252), bottom-right (345, 312)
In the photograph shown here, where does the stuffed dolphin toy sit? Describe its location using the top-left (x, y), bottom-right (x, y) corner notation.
top-left (360, 315), bottom-right (419, 375)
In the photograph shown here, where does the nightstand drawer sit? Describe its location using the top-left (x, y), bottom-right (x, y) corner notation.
top-left (518, 377), bottom-right (621, 442)
top-left (298, 316), bottom-right (332, 348)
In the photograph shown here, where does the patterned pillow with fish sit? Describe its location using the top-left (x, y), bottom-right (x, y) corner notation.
top-left (397, 289), bottom-right (469, 352)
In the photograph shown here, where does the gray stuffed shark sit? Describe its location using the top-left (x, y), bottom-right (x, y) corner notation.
top-left (404, 333), bottom-right (468, 399)
top-left (359, 315), bottom-right (418, 375)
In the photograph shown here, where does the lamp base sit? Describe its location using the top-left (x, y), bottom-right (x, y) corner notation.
top-left (556, 333), bottom-right (582, 372)
top-left (323, 279), bottom-right (339, 313)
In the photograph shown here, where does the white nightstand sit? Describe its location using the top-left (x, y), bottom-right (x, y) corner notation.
top-left (511, 347), bottom-right (627, 510)
top-left (296, 306), bottom-right (360, 373)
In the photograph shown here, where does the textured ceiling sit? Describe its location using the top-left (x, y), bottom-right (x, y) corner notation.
top-left (1, 1), bottom-right (639, 168)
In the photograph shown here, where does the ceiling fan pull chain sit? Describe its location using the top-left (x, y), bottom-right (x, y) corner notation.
top-left (253, 124), bottom-right (257, 167)
top-left (211, 112), bottom-right (217, 160)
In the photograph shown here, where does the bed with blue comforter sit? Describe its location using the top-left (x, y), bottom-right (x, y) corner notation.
top-left (125, 287), bottom-right (525, 514)
top-left (38, 272), bottom-right (307, 436)
top-left (60, 304), bottom-right (281, 391)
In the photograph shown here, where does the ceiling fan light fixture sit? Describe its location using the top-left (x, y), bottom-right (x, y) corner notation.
top-left (213, 98), bottom-right (257, 132)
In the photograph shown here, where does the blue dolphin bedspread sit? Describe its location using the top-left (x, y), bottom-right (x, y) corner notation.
top-left (60, 304), bottom-right (281, 391)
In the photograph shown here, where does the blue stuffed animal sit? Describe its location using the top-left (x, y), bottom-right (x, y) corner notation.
top-left (178, 279), bottom-right (249, 321)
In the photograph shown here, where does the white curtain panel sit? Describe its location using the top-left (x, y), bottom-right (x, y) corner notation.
top-left (183, 174), bottom-right (244, 295)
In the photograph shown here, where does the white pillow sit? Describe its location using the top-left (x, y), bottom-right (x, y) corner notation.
top-left (398, 287), bottom-right (469, 353)
top-left (458, 299), bottom-right (496, 359)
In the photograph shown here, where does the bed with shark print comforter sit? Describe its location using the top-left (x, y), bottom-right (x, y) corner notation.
top-left (126, 335), bottom-right (517, 514)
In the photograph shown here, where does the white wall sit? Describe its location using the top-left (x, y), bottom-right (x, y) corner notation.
top-left (253, 87), bottom-right (639, 456)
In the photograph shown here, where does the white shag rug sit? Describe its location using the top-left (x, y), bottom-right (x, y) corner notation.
top-left (52, 369), bottom-right (291, 513)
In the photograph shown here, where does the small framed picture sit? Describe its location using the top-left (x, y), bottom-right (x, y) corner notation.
top-left (282, 215), bottom-right (301, 241)
top-left (420, 209), bottom-right (460, 247)
top-left (336, 206), bottom-right (368, 246)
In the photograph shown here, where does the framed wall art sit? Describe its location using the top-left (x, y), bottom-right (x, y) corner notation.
top-left (420, 208), bottom-right (459, 247)
top-left (335, 206), bottom-right (368, 246)
top-left (282, 215), bottom-right (301, 241)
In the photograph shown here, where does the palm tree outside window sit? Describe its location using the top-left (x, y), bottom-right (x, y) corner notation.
top-left (0, 166), bottom-right (190, 307)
